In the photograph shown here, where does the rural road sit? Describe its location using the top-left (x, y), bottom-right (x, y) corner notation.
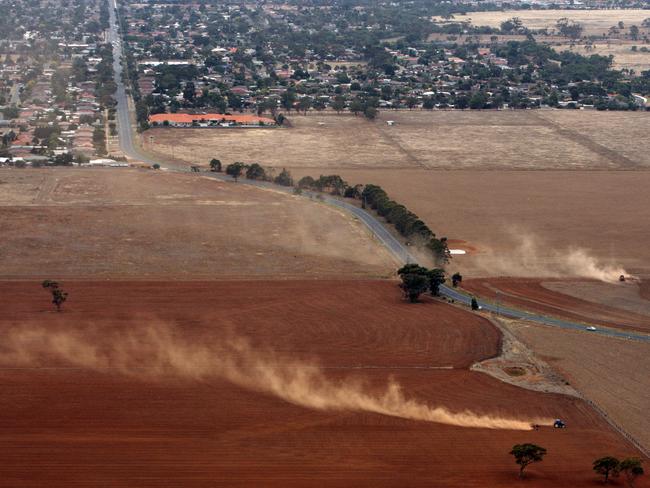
top-left (107, 5), bottom-right (650, 345)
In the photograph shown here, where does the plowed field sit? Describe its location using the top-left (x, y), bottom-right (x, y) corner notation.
top-left (0, 280), bottom-right (645, 487)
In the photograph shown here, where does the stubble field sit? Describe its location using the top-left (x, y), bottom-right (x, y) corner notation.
top-left (145, 111), bottom-right (650, 170)
top-left (0, 168), bottom-right (394, 279)
top-left (0, 280), bottom-right (645, 487)
top-left (506, 319), bottom-right (650, 454)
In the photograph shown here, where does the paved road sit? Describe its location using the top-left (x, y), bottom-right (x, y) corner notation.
top-left (107, 5), bottom-right (650, 344)
top-left (108, 0), bottom-right (158, 166)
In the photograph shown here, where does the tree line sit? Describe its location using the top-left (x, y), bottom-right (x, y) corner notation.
top-left (361, 184), bottom-right (450, 265)
top-left (207, 159), bottom-right (449, 265)
top-left (509, 443), bottom-right (644, 486)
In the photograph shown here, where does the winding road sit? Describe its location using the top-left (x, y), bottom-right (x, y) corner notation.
top-left (106, 4), bottom-right (650, 345)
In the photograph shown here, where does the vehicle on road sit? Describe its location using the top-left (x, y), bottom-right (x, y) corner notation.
top-left (586, 326), bottom-right (597, 331)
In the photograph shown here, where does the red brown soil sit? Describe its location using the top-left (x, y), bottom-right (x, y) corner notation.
top-left (463, 278), bottom-right (650, 333)
top-left (640, 280), bottom-right (650, 301)
top-left (0, 280), bottom-right (645, 487)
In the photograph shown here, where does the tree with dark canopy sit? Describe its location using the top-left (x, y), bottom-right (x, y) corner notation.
top-left (209, 158), bottom-right (222, 172)
top-left (42, 280), bottom-right (68, 312)
top-left (593, 457), bottom-right (621, 484)
top-left (619, 458), bottom-right (644, 487)
top-left (510, 444), bottom-right (547, 478)
top-left (452, 272), bottom-right (463, 288)
top-left (246, 163), bottom-right (266, 180)
top-left (226, 162), bottom-right (246, 181)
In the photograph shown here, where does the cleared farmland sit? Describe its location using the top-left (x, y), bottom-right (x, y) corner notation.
top-left (0, 168), bottom-right (395, 279)
top-left (145, 111), bottom-right (650, 170)
top-left (287, 169), bottom-right (650, 278)
top-left (462, 278), bottom-right (650, 333)
top-left (0, 280), bottom-right (646, 487)
top-left (507, 319), bottom-right (650, 454)
top-left (143, 112), bottom-right (650, 278)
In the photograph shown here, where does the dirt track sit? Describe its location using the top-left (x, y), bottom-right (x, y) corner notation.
top-left (0, 280), bottom-right (645, 487)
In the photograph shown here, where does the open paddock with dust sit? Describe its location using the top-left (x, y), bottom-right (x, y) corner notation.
top-left (287, 169), bottom-right (650, 278)
top-left (441, 9), bottom-right (650, 36)
top-left (506, 319), bottom-right (650, 454)
top-left (145, 111), bottom-right (650, 170)
top-left (0, 169), bottom-right (394, 279)
top-left (0, 280), bottom-right (645, 487)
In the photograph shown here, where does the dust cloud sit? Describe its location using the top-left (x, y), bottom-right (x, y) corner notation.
top-left (0, 324), bottom-right (543, 430)
top-left (471, 234), bottom-right (633, 282)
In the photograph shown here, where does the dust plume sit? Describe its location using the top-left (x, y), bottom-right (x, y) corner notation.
top-left (471, 233), bottom-right (634, 282)
top-left (0, 324), bottom-right (543, 430)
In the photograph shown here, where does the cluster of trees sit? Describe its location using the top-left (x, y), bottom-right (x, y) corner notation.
top-left (209, 158), bottom-right (448, 265)
top-left (298, 174), bottom-right (350, 196)
top-left (94, 44), bottom-right (117, 108)
top-left (93, 127), bottom-right (106, 155)
top-left (361, 184), bottom-right (450, 265)
top-left (220, 160), bottom-right (294, 186)
top-left (510, 444), bottom-right (644, 485)
top-left (42, 280), bottom-right (68, 312)
top-left (397, 264), bottom-right (445, 303)
top-left (593, 456), bottom-right (645, 485)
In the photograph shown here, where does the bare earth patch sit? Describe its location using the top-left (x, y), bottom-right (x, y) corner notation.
top-left (471, 317), bottom-right (579, 397)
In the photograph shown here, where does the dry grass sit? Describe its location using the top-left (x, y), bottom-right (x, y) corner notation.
top-left (144, 111), bottom-right (650, 170)
top-left (0, 168), bottom-right (395, 279)
top-left (508, 320), bottom-right (650, 453)
top-left (551, 39), bottom-right (650, 72)
top-left (445, 9), bottom-right (650, 36)
top-left (430, 10), bottom-right (650, 70)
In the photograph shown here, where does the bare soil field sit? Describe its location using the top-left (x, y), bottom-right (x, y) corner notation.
top-left (146, 111), bottom-right (650, 170)
top-left (0, 280), bottom-right (645, 487)
top-left (506, 319), bottom-right (650, 454)
top-left (143, 112), bottom-right (650, 276)
top-left (0, 169), bottom-right (394, 279)
top-left (463, 278), bottom-right (650, 333)
top-left (444, 9), bottom-right (650, 36)
top-left (288, 170), bottom-right (650, 277)
top-left (543, 280), bottom-right (650, 317)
